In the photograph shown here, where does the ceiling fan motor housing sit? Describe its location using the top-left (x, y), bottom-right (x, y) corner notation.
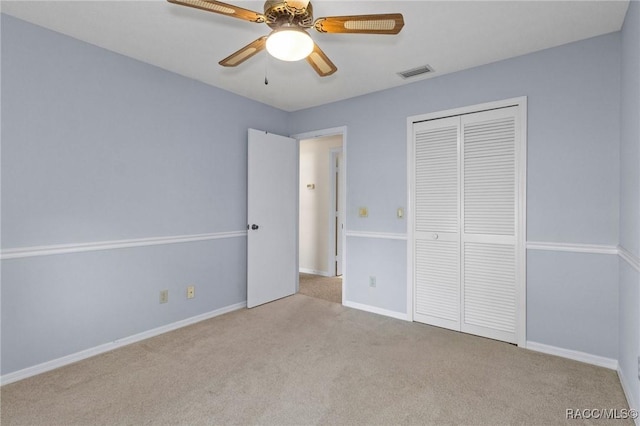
top-left (264, 0), bottom-right (314, 29)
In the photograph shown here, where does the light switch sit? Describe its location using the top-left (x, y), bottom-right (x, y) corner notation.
top-left (358, 207), bottom-right (368, 218)
top-left (397, 208), bottom-right (404, 219)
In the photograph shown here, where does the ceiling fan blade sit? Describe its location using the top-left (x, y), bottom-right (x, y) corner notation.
top-left (167, 0), bottom-right (265, 23)
top-left (314, 13), bottom-right (404, 35)
top-left (285, 0), bottom-right (310, 14)
top-left (219, 36), bottom-right (268, 67)
top-left (306, 43), bottom-right (337, 77)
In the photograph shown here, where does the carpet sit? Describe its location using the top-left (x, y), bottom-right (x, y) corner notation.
top-left (1, 294), bottom-right (631, 425)
top-left (298, 273), bottom-right (342, 304)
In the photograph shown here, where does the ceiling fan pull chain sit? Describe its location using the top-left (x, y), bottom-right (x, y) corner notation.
top-left (264, 53), bottom-right (269, 85)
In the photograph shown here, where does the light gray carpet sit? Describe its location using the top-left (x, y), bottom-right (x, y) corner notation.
top-left (298, 273), bottom-right (342, 304)
top-left (1, 294), bottom-right (631, 425)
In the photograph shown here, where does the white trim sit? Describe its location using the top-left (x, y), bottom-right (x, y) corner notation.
top-left (343, 300), bottom-right (408, 321)
top-left (526, 341), bottom-right (618, 370)
top-left (328, 147), bottom-right (344, 277)
top-left (618, 246), bottom-right (640, 272)
top-left (299, 268), bottom-right (332, 277)
top-left (290, 126), bottom-right (346, 141)
top-left (516, 100), bottom-right (528, 348)
top-left (526, 241), bottom-right (619, 255)
top-left (292, 126), bottom-right (348, 305)
top-left (345, 231), bottom-right (407, 240)
top-left (618, 367), bottom-right (640, 426)
top-left (0, 231), bottom-right (247, 260)
top-left (407, 96), bottom-right (528, 124)
top-left (526, 242), bottom-right (640, 272)
top-left (406, 113), bottom-right (415, 322)
top-left (0, 301), bottom-right (246, 386)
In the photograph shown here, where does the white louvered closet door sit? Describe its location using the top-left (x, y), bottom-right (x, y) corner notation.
top-left (413, 117), bottom-right (461, 331)
top-left (461, 107), bottom-right (518, 343)
top-left (412, 105), bottom-right (521, 344)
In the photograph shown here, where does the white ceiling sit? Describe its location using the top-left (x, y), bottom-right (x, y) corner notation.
top-left (1, 0), bottom-right (630, 111)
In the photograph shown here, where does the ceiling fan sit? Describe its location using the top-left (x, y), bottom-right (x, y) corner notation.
top-left (167, 0), bottom-right (405, 77)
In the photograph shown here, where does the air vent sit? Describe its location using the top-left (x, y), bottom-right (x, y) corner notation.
top-left (398, 65), bottom-right (434, 79)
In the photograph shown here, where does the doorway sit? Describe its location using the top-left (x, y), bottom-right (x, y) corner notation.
top-left (295, 127), bottom-right (346, 304)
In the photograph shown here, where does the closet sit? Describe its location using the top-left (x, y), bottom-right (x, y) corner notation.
top-left (410, 101), bottom-right (525, 345)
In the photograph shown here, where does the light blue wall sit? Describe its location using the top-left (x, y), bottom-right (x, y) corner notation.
top-left (1, 10), bottom-right (632, 377)
top-left (619, 259), bottom-right (639, 409)
top-left (289, 34), bottom-right (621, 245)
top-left (1, 14), bottom-right (287, 248)
top-left (345, 237), bottom-right (406, 314)
top-left (527, 250), bottom-right (618, 359)
top-left (289, 32), bottom-right (622, 359)
top-left (1, 238), bottom-right (246, 373)
top-left (618, 0), bottom-right (640, 411)
top-left (620, 0), bottom-right (640, 258)
top-left (1, 15), bottom-right (288, 375)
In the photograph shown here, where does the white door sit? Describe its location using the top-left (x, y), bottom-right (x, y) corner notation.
top-left (247, 129), bottom-right (298, 308)
top-left (460, 107), bottom-right (519, 343)
top-left (412, 105), bottom-right (522, 344)
top-left (413, 116), bottom-right (461, 331)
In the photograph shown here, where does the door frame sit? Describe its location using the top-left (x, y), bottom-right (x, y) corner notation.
top-left (329, 147), bottom-right (344, 276)
top-left (292, 126), bottom-right (347, 304)
top-left (406, 97), bottom-right (527, 347)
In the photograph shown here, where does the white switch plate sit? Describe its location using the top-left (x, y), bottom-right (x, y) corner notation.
top-left (369, 276), bottom-right (376, 288)
top-left (159, 290), bottom-right (168, 304)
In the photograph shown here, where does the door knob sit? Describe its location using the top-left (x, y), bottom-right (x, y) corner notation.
top-left (251, 224), bottom-right (259, 230)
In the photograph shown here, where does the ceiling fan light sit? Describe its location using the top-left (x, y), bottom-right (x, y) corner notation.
top-left (266, 27), bottom-right (314, 62)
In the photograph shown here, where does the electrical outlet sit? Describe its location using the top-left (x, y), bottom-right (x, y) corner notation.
top-left (369, 276), bottom-right (376, 288)
top-left (159, 290), bottom-right (169, 304)
top-left (187, 285), bottom-right (195, 299)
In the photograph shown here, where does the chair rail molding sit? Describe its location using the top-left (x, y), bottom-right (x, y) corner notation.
top-left (526, 241), bottom-right (619, 255)
top-left (526, 241), bottom-right (639, 273)
top-left (618, 245), bottom-right (640, 272)
top-left (1, 231), bottom-right (247, 260)
top-left (345, 231), bottom-right (407, 240)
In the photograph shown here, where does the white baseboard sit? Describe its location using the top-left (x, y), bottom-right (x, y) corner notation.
top-left (0, 301), bottom-right (246, 386)
top-left (343, 300), bottom-right (408, 321)
top-left (526, 341), bottom-right (618, 370)
top-left (618, 367), bottom-right (640, 425)
top-left (299, 268), bottom-right (331, 277)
